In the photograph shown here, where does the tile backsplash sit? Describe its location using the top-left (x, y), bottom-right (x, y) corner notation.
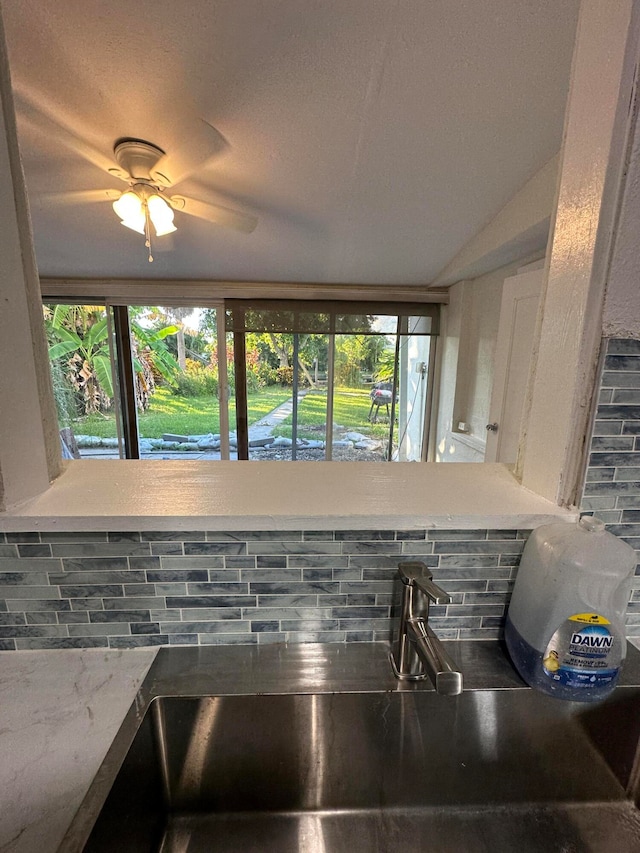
top-left (0, 529), bottom-right (526, 650)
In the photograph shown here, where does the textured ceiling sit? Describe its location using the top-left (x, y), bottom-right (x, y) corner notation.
top-left (3, 0), bottom-right (580, 284)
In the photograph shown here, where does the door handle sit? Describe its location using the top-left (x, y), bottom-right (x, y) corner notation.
top-left (485, 423), bottom-right (499, 432)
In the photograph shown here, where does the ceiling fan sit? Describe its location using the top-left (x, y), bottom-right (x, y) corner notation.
top-left (47, 138), bottom-right (258, 263)
top-left (13, 88), bottom-right (258, 262)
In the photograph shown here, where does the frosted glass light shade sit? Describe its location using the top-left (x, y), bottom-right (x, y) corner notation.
top-left (113, 190), bottom-right (142, 221)
top-left (148, 194), bottom-right (176, 236)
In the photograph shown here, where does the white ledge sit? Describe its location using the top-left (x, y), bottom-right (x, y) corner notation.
top-left (0, 461), bottom-right (577, 532)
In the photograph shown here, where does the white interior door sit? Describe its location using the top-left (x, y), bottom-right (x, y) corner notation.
top-left (485, 268), bottom-right (543, 463)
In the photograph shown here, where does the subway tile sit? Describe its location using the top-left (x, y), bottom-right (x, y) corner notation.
top-left (607, 339), bottom-right (640, 355)
top-left (161, 621), bottom-right (250, 634)
top-left (586, 467), bottom-right (616, 482)
top-left (0, 625), bottom-right (67, 638)
top-left (613, 389), bottom-right (640, 405)
top-left (241, 569), bottom-right (302, 582)
top-left (0, 613), bottom-right (26, 625)
top-left (89, 609), bottom-right (150, 622)
top-left (146, 569), bottom-right (209, 582)
top-left (582, 497), bottom-right (618, 511)
top-left (150, 542), bottom-right (184, 555)
top-left (0, 640), bottom-right (16, 650)
top-left (52, 543), bottom-right (150, 557)
top-left (242, 607), bottom-right (331, 620)
top-left (604, 352), bottom-right (640, 369)
top-left (348, 556), bottom-right (410, 569)
top-left (462, 592), bottom-right (510, 605)
top-left (150, 583), bottom-right (186, 596)
top-left (130, 623), bottom-right (160, 634)
top-left (103, 596), bottom-right (166, 610)
top-left (432, 541), bottom-right (524, 555)
top-left (433, 567), bottom-right (511, 579)
top-left (498, 554), bottom-right (522, 567)
top-left (257, 632), bottom-right (288, 644)
top-left (207, 530), bottom-right (302, 541)
top-left (428, 616), bottom-right (483, 630)
top-left (247, 542), bottom-right (341, 555)
top-left (141, 531), bottom-right (206, 541)
top-left (427, 530), bottom-right (488, 541)
top-left (59, 585), bottom-right (123, 598)
top-left (486, 530), bottom-right (519, 540)
top-left (394, 531), bottom-right (427, 540)
top-left (603, 369), bottom-right (640, 386)
top-left (0, 586), bottom-right (61, 599)
top-left (39, 532), bottom-right (108, 543)
top-left (438, 555), bottom-right (500, 568)
top-left (621, 510), bottom-right (640, 522)
top-left (340, 542), bottom-right (402, 555)
top-left (256, 556), bottom-right (288, 568)
top-left (224, 556), bottom-right (257, 569)
top-left (186, 582), bottom-right (249, 594)
top-left (615, 497), bottom-right (640, 508)
top-left (303, 531), bottom-right (335, 541)
top-left (332, 568), bottom-right (363, 581)
top-left (17, 544), bottom-right (52, 558)
top-left (331, 607), bottom-right (390, 619)
top-left (60, 557), bottom-right (129, 571)
top-left (458, 628), bottom-right (503, 640)
top-left (25, 612), bottom-right (58, 625)
top-left (345, 632), bottom-right (375, 642)
top-left (166, 596), bottom-right (256, 608)
top-left (593, 511), bottom-right (623, 524)
top-left (487, 580), bottom-right (515, 593)
top-left (583, 480), bottom-right (640, 496)
top-left (337, 619), bottom-right (390, 632)
top-left (109, 636), bottom-right (169, 648)
top-left (199, 634), bottom-right (258, 645)
top-left (447, 605), bottom-right (506, 617)
top-left (108, 532), bottom-right (142, 542)
top-left (179, 608), bottom-right (243, 621)
top-left (287, 556), bottom-right (349, 568)
top-left (255, 594), bottom-right (318, 607)
top-left (0, 572), bottom-right (50, 586)
top-left (125, 583), bottom-right (158, 596)
top-left (58, 612), bottom-right (90, 624)
top-left (249, 581), bottom-right (339, 595)
top-left (592, 420), bottom-right (623, 436)
top-left (591, 436), bottom-right (636, 452)
top-left (184, 542), bottom-right (247, 555)
top-left (0, 601), bottom-right (6, 611)
top-left (339, 581), bottom-right (393, 595)
top-left (128, 557), bottom-right (162, 571)
top-left (0, 558), bottom-right (62, 572)
top-left (48, 570), bottom-right (145, 585)
top-left (250, 620), bottom-right (280, 633)
top-left (399, 542), bottom-right (437, 555)
top-left (160, 556), bottom-right (225, 569)
top-left (68, 623), bottom-right (131, 637)
top-left (70, 599), bottom-right (103, 611)
top-left (335, 530), bottom-right (396, 540)
top-left (16, 638), bottom-right (108, 650)
top-left (281, 619), bottom-right (340, 632)
top-left (168, 634), bottom-right (199, 645)
top-left (596, 404), bottom-right (640, 420)
top-left (150, 609), bottom-right (182, 621)
top-left (614, 468), bottom-right (640, 481)
top-left (6, 533), bottom-right (40, 543)
top-left (6, 598), bottom-right (69, 611)
top-left (599, 388), bottom-right (613, 405)
top-left (344, 594), bottom-right (378, 606)
top-left (302, 568), bottom-right (334, 582)
top-left (284, 632), bottom-right (345, 644)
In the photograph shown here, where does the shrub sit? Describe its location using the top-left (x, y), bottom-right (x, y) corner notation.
top-left (171, 358), bottom-right (219, 397)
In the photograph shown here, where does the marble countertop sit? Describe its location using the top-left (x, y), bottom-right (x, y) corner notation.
top-left (0, 648), bottom-right (157, 853)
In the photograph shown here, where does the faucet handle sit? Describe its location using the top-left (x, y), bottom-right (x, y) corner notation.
top-left (398, 561), bottom-right (452, 604)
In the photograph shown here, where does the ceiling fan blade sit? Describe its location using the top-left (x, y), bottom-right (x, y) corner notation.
top-left (13, 86), bottom-right (128, 181)
top-left (170, 195), bottom-right (258, 234)
top-left (150, 120), bottom-right (229, 187)
top-left (38, 189), bottom-right (122, 206)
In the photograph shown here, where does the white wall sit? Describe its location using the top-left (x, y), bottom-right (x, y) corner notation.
top-left (434, 260), bottom-right (523, 463)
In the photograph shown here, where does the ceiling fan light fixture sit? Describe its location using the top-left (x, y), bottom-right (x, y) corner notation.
top-left (112, 189), bottom-right (142, 221)
top-left (119, 212), bottom-right (146, 235)
top-left (147, 193), bottom-right (177, 236)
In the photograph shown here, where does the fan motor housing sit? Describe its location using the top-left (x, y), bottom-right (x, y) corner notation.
top-left (113, 139), bottom-right (165, 182)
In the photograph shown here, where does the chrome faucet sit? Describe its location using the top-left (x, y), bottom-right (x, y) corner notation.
top-left (390, 562), bottom-right (463, 695)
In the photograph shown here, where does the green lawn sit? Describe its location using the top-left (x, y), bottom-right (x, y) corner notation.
top-left (75, 386), bottom-right (292, 438)
top-left (273, 387), bottom-right (389, 439)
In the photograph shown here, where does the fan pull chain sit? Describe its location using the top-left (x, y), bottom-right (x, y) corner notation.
top-left (144, 204), bottom-right (154, 263)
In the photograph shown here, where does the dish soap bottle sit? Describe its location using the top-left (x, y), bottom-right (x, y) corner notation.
top-left (505, 515), bottom-right (636, 702)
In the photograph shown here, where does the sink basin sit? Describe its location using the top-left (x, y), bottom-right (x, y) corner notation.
top-left (81, 688), bottom-right (640, 852)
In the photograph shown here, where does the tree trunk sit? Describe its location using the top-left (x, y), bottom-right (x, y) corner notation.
top-left (177, 328), bottom-right (186, 371)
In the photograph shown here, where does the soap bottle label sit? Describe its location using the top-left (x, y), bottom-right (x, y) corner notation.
top-left (542, 613), bottom-right (620, 690)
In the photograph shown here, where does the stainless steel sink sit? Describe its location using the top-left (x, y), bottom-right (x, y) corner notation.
top-left (81, 688), bottom-right (640, 852)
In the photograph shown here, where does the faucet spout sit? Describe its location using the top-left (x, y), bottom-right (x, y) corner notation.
top-left (406, 617), bottom-right (464, 696)
top-left (390, 561), bottom-right (463, 695)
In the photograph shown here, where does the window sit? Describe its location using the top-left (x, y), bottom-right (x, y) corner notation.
top-left (43, 298), bottom-right (439, 462)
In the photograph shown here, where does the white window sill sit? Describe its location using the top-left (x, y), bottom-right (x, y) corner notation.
top-left (0, 460), bottom-right (577, 532)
